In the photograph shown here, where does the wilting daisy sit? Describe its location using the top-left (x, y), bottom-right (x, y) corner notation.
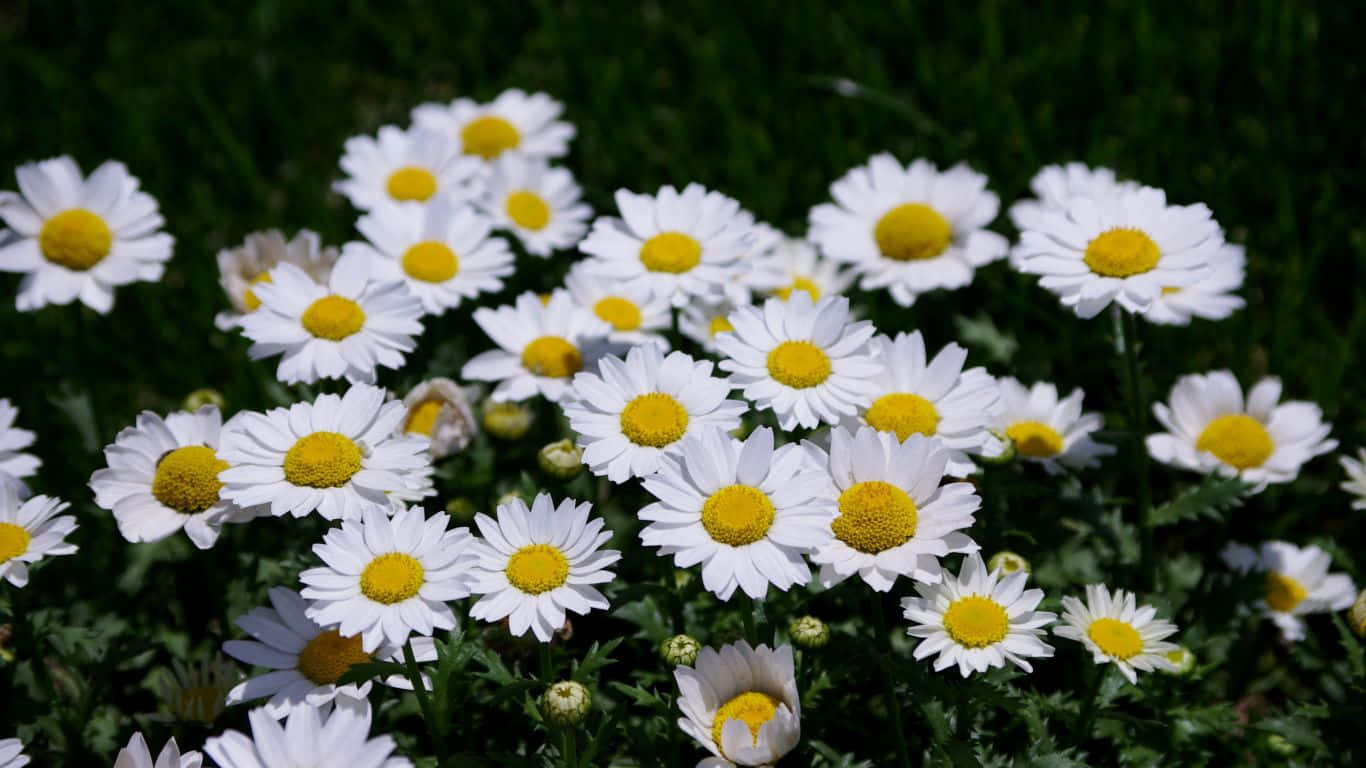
top-left (1340, 448), bottom-right (1366, 510)
top-left (1222, 541), bottom-right (1357, 642)
top-left (562, 345), bottom-right (746, 482)
top-left (564, 262), bottom-right (671, 349)
top-left (1142, 243), bottom-right (1246, 326)
top-left (639, 426), bottom-right (835, 600)
top-left (114, 733), bottom-right (201, 768)
top-left (462, 290), bottom-right (611, 403)
top-left (218, 384), bottom-right (432, 520)
top-left (0, 489), bottom-right (76, 588)
top-left (156, 655), bottom-right (239, 725)
top-left (717, 294), bottom-right (880, 429)
top-left (214, 229), bottom-right (338, 331)
top-left (993, 378), bottom-right (1115, 473)
top-left (810, 427), bottom-right (980, 591)
top-left (334, 125), bottom-right (483, 212)
top-left (467, 493), bottom-right (619, 642)
top-left (477, 153), bottom-right (590, 256)
top-left (674, 641), bottom-right (800, 767)
top-left (1007, 163), bottom-right (1137, 235)
top-left (0, 399), bottom-right (39, 494)
top-left (0, 156), bottom-right (174, 313)
top-left (411, 88), bottom-right (575, 161)
top-left (900, 552), bottom-right (1055, 677)
top-left (742, 236), bottom-right (855, 304)
top-left (1054, 584), bottom-right (1179, 683)
top-left (808, 154), bottom-right (1008, 307)
top-left (398, 378), bottom-right (478, 459)
top-left (0, 739), bottom-right (27, 768)
top-left (204, 699), bottom-right (410, 768)
top-left (1146, 371), bottom-right (1335, 488)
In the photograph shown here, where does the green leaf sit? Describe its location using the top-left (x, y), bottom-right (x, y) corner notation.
top-left (334, 661), bottom-right (406, 688)
top-left (1151, 476), bottom-right (1252, 526)
top-left (571, 638), bottom-right (622, 683)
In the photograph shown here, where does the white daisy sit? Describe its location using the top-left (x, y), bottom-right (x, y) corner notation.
top-left (1007, 163), bottom-right (1138, 236)
top-left (1145, 371), bottom-right (1335, 488)
top-left (808, 153), bottom-right (1008, 307)
top-left (214, 229), bottom-right (338, 331)
top-left (477, 153), bottom-right (591, 256)
top-left (1142, 243), bottom-right (1246, 325)
top-left (680, 299), bottom-right (742, 354)
top-left (467, 492), bottom-right (619, 642)
top-left (1222, 541), bottom-right (1357, 642)
top-left (0, 488), bottom-right (76, 588)
top-left (716, 293), bottom-right (881, 430)
top-left (993, 377), bottom-right (1115, 473)
top-left (462, 290), bottom-right (611, 403)
top-left (411, 88), bottom-right (575, 161)
top-left (0, 398), bottom-right (40, 494)
top-left (334, 125), bottom-right (483, 212)
top-left (398, 377), bottom-right (478, 460)
top-left (564, 261), bottom-right (671, 350)
top-left (674, 641), bottom-right (800, 767)
top-left (900, 552), bottom-right (1055, 677)
top-left (1339, 447), bottom-right (1366, 510)
top-left (114, 733), bottom-right (201, 768)
top-left (741, 236), bottom-right (855, 304)
top-left (204, 699), bottom-right (411, 768)
top-left (1054, 583), bottom-right (1179, 684)
top-left (0, 739), bottom-right (28, 768)
top-left (561, 345), bottom-right (746, 482)
top-left (0, 156), bottom-right (173, 313)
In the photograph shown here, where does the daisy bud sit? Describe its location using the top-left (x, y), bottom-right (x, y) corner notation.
top-left (660, 634), bottom-right (701, 666)
top-left (445, 497), bottom-right (478, 522)
top-left (541, 680), bottom-right (592, 726)
top-left (979, 430), bottom-right (1016, 464)
top-left (538, 439), bottom-right (584, 480)
top-left (1162, 645), bottom-right (1196, 676)
top-left (1351, 589), bottom-right (1366, 638)
top-left (182, 388), bottom-right (226, 412)
top-left (483, 401), bottom-right (533, 440)
top-left (157, 656), bottom-right (239, 725)
top-left (988, 551), bottom-right (1031, 575)
top-left (496, 490), bottom-right (525, 508)
top-left (1263, 733), bottom-right (1296, 757)
top-left (788, 616), bottom-right (830, 649)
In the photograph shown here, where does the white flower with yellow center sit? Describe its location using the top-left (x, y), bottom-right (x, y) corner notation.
top-left (218, 384), bottom-right (432, 520)
top-left (411, 88), bottom-right (574, 162)
top-left (639, 426), bottom-right (835, 601)
top-left (562, 345), bottom-right (746, 483)
top-left (993, 377), bottom-right (1115, 474)
top-left (398, 378), bottom-right (478, 460)
top-left (0, 156), bottom-right (173, 314)
top-left (334, 125), bottom-right (483, 212)
top-left (1007, 163), bottom-right (1138, 237)
top-left (681, 299), bottom-right (742, 354)
top-left (1222, 541), bottom-right (1357, 642)
top-left (478, 153), bottom-right (591, 256)
top-left (564, 262), bottom-right (671, 350)
top-left (0, 739), bottom-right (28, 768)
top-left (466, 493), bottom-right (620, 642)
top-left (214, 229), bottom-right (338, 331)
top-left (204, 699), bottom-right (411, 768)
top-left (741, 236), bottom-right (855, 304)
top-left (238, 249), bottom-right (425, 384)
top-left (0, 398), bottom-right (40, 495)
top-left (900, 553), bottom-right (1055, 677)
top-left (1340, 447), bottom-right (1366, 510)
top-left (809, 427), bottom-right (980, 592)
top-left (114, 733), bottom-right (202, 768)
top-left (1054, 584), bottom-right (1179, 684)
top-left (808, 154), bottom-right (1008, 307)
top-left (1142, 243), bottom-right (1246, 326)
top-left (716, 294), bottom-right (880, 430)
top-left (462, 290), bottom-right (611, 403)
top-left (1146, 371), bottom-right (1335, 488)
top-left (674, 641), bottom-right (800, 767)
top-left (0, 488), bottom-right (77, 588)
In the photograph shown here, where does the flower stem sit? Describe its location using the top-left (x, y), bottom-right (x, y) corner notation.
top-left (403, 639), bottom-right (446, 762)
top-left (562, 726), bottom-right (579, 768)
top-left (1115, 308), bottom-right (1156, 590)
top-left (1074, 665), bottom-right (1108, 746)
top-left (742, 595), bottom-right (757, 645)
top-left (540, 642), bottom-right (555, 681)
top-left (870, 592), bottom-right (914, 768)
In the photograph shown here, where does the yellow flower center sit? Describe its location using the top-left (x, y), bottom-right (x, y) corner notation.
top-left (521, 336), bottom-right (582, 378)
top-left (874, 203), bottom-right (952, 262)
top-left (1083, 228), bottom-right (1161, 277)
top-left (639, 232), bottom-right (702, 274)
top-left (39, 208), bottom-right (113, 270)
top-left (1264, 571), bottom-right (1308, 613)
top-left (943, 595), bottom-right (1010, 648)
top-left (701, 485), bottom-right (775, 546)
top-left (243, 272), bottom-right (273, 312)
top-left (401, 241), bottom-right (459, 283)
top-left (386, 166), bottom-right (439, 202)
top-left (619, 393), bottom-right (689, 448)
top-left (0, 522), bottom-right (31, 562)
top-left (593, 297), bottom-right (642, 331)
top-left (766, 341), bottom-right (831, 389)
top-left (712, 691), bottom-right (780, 751)
top-left (505, 544), bottom-right (569, 594)
top-left (775, 276), bottom-right (821, 301)
top-left (359, 553), bottom-right (425, 604)
top-left (505, 190), bottom-right (550, 230)
top-left (1087, 618), bottom-right (1143, 660)
top-left (405, 400), bottom-right (444, 436)
top-left (296, 630), bottom-right (372, 685)
top-left (1195, 414), bottom-right (1273, 470)
top-left (301, 295), bottom-right (366, 341)
top-left (864, 393), bottom-right (939, 441)
top-left (152, 445), bottom-right (229, 513)
top-left (1006, 420), bottom-right (1064, 458)
top-left (283, 432), bottom-right (363, 488)
top-left (832, 480), bottom-right (917, 554)
top-left (461, 115), bottom-right (521, 159)
top-left (708, 314), bottom-right (734, 337)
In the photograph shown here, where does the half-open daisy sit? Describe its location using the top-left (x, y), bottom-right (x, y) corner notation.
top-left (1054, 583), bottom-right (1179, 683)
top-left (993, 377), bottom-right (1114, 474)
top-left (674, 641), bottom-right (800, 767)
top-left (477, 153), bottom-right (591, 256)
top-left (0, 398), bottom-right (39, 494)
top-left (462, 290), bottom-right (611, 403)
top-left (214, 229), bottom-right (338, 331)
top-left (0, 488), bottom-right (77, 588)
top-left (411, 88), bottom-right (575, 161)
top-left (681, 299), bottom-right (742, 354)
top-left (1340, 447), bottom-right (1366, 510)
top-left (1142, 243), bottom-right (1246, 326)
top-left (1007, 162), bottom-right (1137, 236)
top-left (742, 236), bottom-right (855, 304)
top-left (334, 125), bottom-right (483, 212)
top-left (398, 378), bottom-right (478, 460)
top-left (204, 699), bottom-right (411, 768)
top-left (114, 733), bottom-right (201, 768)
top-left (564, 261), bottom-right (671, 349)
top-left (1222, 541), bottom-right (1357, 642)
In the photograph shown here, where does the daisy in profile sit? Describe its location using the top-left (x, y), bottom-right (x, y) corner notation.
top-left (1007, 162), bottom-right (1137, 235)
top-left (411, 88), bottom-right (575, 161)
top-left (0, 156), bottom-right (173, 313)
top-left (1054, 584), bottom-right (1179, 683)
top-left (561, 345), bottom-right (746, 482)
top-left (0, 489), bottom-right (76, 587)
top-left (218, 384), bottom-right (432, 520)
top-left (0, 399), bottom-right (40, 494)
top-left (639, 426), bottom-right (835, 600)
top-left (477, 153), bottom-right (591, 256)
top-left (114, 733), bottom-right (201, 768)
top-left (680, 299), bottom-right (741, 354)
top-left (1340, 447), bottom-right (1366, 510)
top-left (1146, 371), bottom-right (1335, 488)
top-left (0, 739), bottom-right (27, 768)
top-left (674, 641), bottom-right (800, 766)
top-left (398, 378), bottom-right (478, 459)
top-left (1222, 541), bottom-right (1357, 642)
top-left (1142, 243), bottom-right (1246, 326)
top-left (204, 699), bottom-right (411, 768)
top-left (742, 236), bottom-right (855, 304)
top-left (214, 229), bottom-right (338, 331)
top-left (334, 125), bottom-right (482, 212)
top-left (716, 294), bottom-right (881, 429)
top-left (993, 378), bottom-right (1114, 473)
top-left (564, 262), bottom-right (671, 349)
top-left (808, 154), bottom-right (1008, 307)
top-left (462, 290), bottom-right (610, 403)
top-left (238, 249), bottom-right (425, 384)
top-left (467, 493), bottom-right (619, 642)
top-left (810, 427), bottom-right (980, 592)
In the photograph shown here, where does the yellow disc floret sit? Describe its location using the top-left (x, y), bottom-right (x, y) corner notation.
top-left (619, 393), bottom-right (689, 447)
top-left (297, 630), bottom-right (372, 685)
top-left (0, 522), bottom-right (30, 562)
top-left (152, 445), bottom-right (229, 513)
top-left (943, 595), bottom-right (1010, 648)
top-left (39, 208), bottom-right (113, 270)
top-left (521, 336), bottom-right (582, 378)
top-left (864, 393), bottom-right (940, 440)
top-left (593, 297), bottom-right (642, 330)
top-left (402, 241), bottom-right (459, 283)
top-left (1264, 571), bottom-right (1308, 613)
top-left (712, 691), bottom-right (780, 750)
top-left (766, 341), bottom-right (831, 389)
top-left (283, 432), bottom-right (363, 488)
top-left (386, 166), bottom-right (439, 202)
top-left (1006, 420), bottom-right (1064, 458)
top-left (301, 295), bottom-right (366, 341)
top-left (775, 276), bottom-right (821, 301)
top-left (1087, 617), bottom-right (1143, 660)
top-left (243, 272), bottom-right (273, 312)
top-left (506, 544), bottom-right (570, 595)
top-left (832, 481), bottom-right (917, 554)
top-left (874, 203), bottom-right (952, 262)
top-left (1195, 413), bottom-right (1273, 470)
top-left (405, 400), bottom-right (444, 436)
top-left (708, 315), bottom-right (734, 337)
top-left (701, 485), bottom-right (776, 546)
top-left (1084, 228), bottom-right (1161, 277)
top-left (505, 190), bottom-right (551, 230)
top-left (461, 115), bottom-right (521, 159)
top-left (360, 552), bottom-right (425, 604)
top-left (639, 232), bottom-right (702, 274)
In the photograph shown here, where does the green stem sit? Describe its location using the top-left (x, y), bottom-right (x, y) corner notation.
top-left (1116, 308), bottom-right (1155, 590)
top-left (540, 642), bottom-right (554, 681)
top-left (562, 726), bottom-right (579, 768)
top-left (403, 640), bottom-right (447, 762)
top-left (741, 596), bottom-right (757, 645)
top-left (1074, 664), bottom-right (1107, 746)
top-left (870, 593), bottom-right (914, 768)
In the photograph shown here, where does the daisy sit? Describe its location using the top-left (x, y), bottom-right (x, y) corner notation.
top-left (398, 377), bottom-right (478, 459)
top-left (1222, 541), bottom-right (1357, 642)
top-left (680, 299), bottom-right (742, 354)
top-left (1054, 584), bottom-right (1179, 683)
top-left (477, 153), bottom-right (591, 256)
top-left (1339, 447), bottom-right (1366, 510)
top-left (204, 699), bottom-right (411, 768)
top-left (741, 236), bottom-right (855, 304)
top-left (0, 156), bottom-right (173, 313)
top-left (335, 125), bottom-right (483, 212)
top-left (808, 154), bottom-right (1008, 307)
top-left (716, 294), bottom-right (881, 429)
top-left (674, 641), bottom-right (800, 767)
top-left (214, 229), bottom-right (338, 331)
top-left (300, 504), bottom-right (473, 652)
top-left (0, 398), bottom-right (40, 494)
top-left (0, 739), bottom-right (27, 768)
top-left (561, 345), bottom-right (746, 482)
top-left (809, 427), bottom-right (980, 592)
top-left (217, 383), bottom-right (432, 520)
top-left (156, 655), bottom-right (239, 725)
top-left (0, 489), bottom-right (76, 587)
top-left (466, 493), bottom-right (620, 642)
top-left (639, 426), bottom-right (835, 600)
top-left (1145, 371), bottom-right (1335, 488)
top-left (462, 290), bottom-right (611, 403)
top-left (993, 377), bottom-right (1115, 473)
top-left (564, 261), bottom-right (671, 349)
top-left (900, 552), bottom-right (1056, 677)
top-left (411, 88), bottom-right (575, 161)
top-left (114, 733), bottom-right (201, 768)
top-left (1141, 242), bottom-right (1246, 326)
top-left (1006, 163), bottom-right (1138, 235)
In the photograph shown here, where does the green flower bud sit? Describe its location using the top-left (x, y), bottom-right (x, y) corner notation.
top-left (182, 388), bottom-right (226, 412)
top-left (1263, 733), bottom-right (1296, 757)
top-left (483, 401), bottom-right (532, 440)
top-left (788, 616), bottom-right (829, 648)
top-left (1351, 589), bottom-right (1366, 638)
top-left (496, 490), bottom-right (525, 508)
top-left (541, 680), bottom-right (591, 726)
top-left (538, 439), bottom-right (584, 480)
top-left (979, 430), bottom-right (1015, 464)
top-left (987, 551), bottom-right (1031, 575)
top-left (444, 497), bottom-right (478, 523)
top-left (1162, 645), bottom-right (1196, 676)
top-left (660, 634), bottom-right (701, 666)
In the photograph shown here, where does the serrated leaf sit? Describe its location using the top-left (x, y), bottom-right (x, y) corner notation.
top-left (1151, 476), bottom-right (1251, 526)
top-left (571, 638), bottom-right (622, 683)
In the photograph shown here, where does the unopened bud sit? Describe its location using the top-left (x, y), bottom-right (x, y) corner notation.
top-left (538, 439), bottom-right (584, 480)
top-left (660, 634), bottom-right (701, 666)
top-left (541, 680), bottom-right (591, 725)
top-left (988, 551), bottom-right (1030, 575)
top-left (788, 616), bottom-right (829, 649)
top-left (483, 401), bottom-right (532, 440)
top-left (183, 388), bottom-right (226, 412)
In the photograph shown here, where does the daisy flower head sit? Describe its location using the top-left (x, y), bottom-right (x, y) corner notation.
top-left (398, 377), bottom-right (478, 459)
top-left (114, 733), bottom-right (201, 768)
top-left (639, 426), bottom-right (836, 601)
top-left (467, 492), bottom-right (620, 642)
top-left (808, 153), bottom-right (1008, 307)
top-left (1340, 447), bottom-right (1366, 510)
top-left (1222, 541), bottom-right (1357, 642)
top-left (674, 641), bottom-right (800, 767)
top-left (994, 377), bottom-right (1115, 474)
top-left (214, 229), bottom-right (338, 331)
top-left (411, 88), bottom-right (574, 161)
top-left (1146, 370), bottom-right (1335, 488)
top-left (565, 261), bottom-right (671, 350)
top-left (742, 236), bottom-right (856, 305)
top-left (0, 739), bottom-right (27, 768)
top-left (204, 699), bottom-right (411, 768)
top-left (0, 488), bottom-right (76, 588)
top-left (0, 398), bottom-right (40, 494)
top-left (716, 293), bottom-right (881, 430)
top-left (334, 125), bottom-right (483, 212)
top-left (1007, 162), bottom-right (1138, 235)
top-left (462, 290), bottom-right (611, 403)
top-left (1142, 242), bottom-right (1246, 326)
top-left (681, 298), bottom-right (742, 354)
top-left (810, 426), bottom-right (980, 592)
top-left (477, 152), bottom-right (591, 256)
top-left (0, 156), bottom-right (173, 313)
top-left (1054, 584), bottom-right (1179, 684)
top-left (156, 655), bottom-right (239, 725)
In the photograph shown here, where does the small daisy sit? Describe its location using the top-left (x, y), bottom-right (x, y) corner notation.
top-left (809, 427), bottom-right (980, 592)
top-left (1222, 541), bottom-right (1357, 642)
top-left (808, 154), bottom-right (1008, 307)
top-left (214, 229), bottom-right (339, 331)
top-left (1339, 447), bottom-right (1366, 510)
top-left (467, 493), bottom-right (620, 642)
top-left (398, 377), bottom-right (478, 459)
top-left (301, 504), bottom-right (473, 652)
top-left (561, 345), bottom-right (746, 482)
top-left (716, 294), bottom-right (881, 430)
top-left (156, 655), bottom-right (239, 725)
top-left (900, 552), bottom-right (1056, 677)
top-left (741, 236), bottom-right (855, 304)
top-left (0, 489), bottom-right (76, 587)
top-left (674, 641), bottom-right (800, 767)
top-left (334, 125), bottom-right (483, 212)
top-left (477, 153), bottom-right (591, 256)
top-left (1007, 163), bottom-right (1138, 235)
top-left (0, 156), bottom-right (173, 313)
top-left (1142, 243), bottom-right (1246, 326)
top-left (204, 699), bottom-right (411, 768)
top-left (238, 249), bottom-right (425, 384)
top-left (1146, 371), bottom-right (1335, 488)
top-left (993, 378), bottom-right (1115, 474)
top-left (1054, 584), bottom-right (1179, 684)
top-left (218, 383), bottom-right (432, 520)
top-left (0, 739), bottom-right (27, 768)
top-left (0, 398), bottom-right (40, 494)
top-left (680, 299), bottom-right (742, 354)
top-left (564, 261), bottom-right (671, 349)
top-left (114, 733), bottom-right (202, 768)
top-left (639, 426), bottom-right (835, 600)
top-left (411, 88), bottom-right (575, 161)
top-left (462, 290), bottom-right (611, 403)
